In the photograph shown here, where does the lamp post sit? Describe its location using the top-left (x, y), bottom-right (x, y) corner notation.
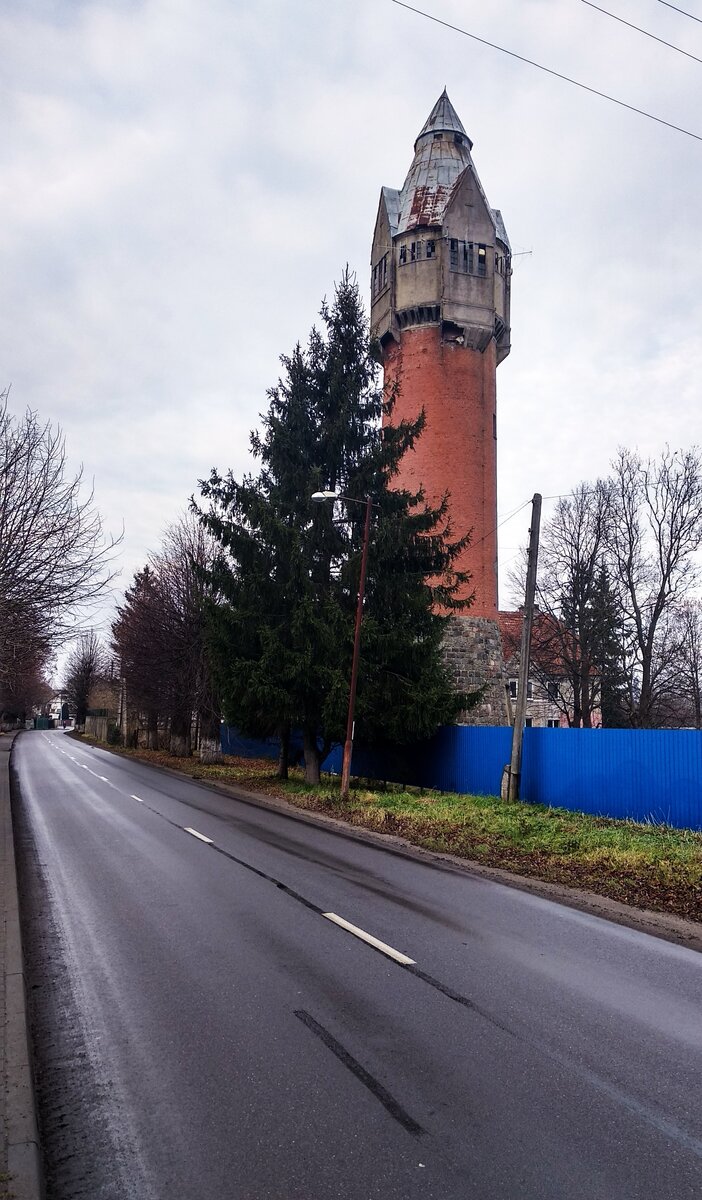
top-left (311, 491), bottom-right (373, 801)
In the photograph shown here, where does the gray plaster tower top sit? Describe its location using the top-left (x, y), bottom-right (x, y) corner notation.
top-left (371, 88), bottom-right (511, 364)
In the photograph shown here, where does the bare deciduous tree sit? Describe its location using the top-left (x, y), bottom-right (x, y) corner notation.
top-left (112, 515), bottom-right (220, 758)
top-left (607, 447), bottom-right (702, 726)
top-left (0, 392), bottom-right (120, 693)
top-left (151, 516), bottom-right (221, 757)
top-left (512, 447), bottom-right (702, 728)
top-left (509, 482), bottom-right (625, 727)
top-left (63, 631), bottom-right (109, 726)
top-left (112, 567), bottom-right (166, 748)
top-left (0, 631), bottom-right (52, 725)
top-left (657, 601), bottom-right (702, 728)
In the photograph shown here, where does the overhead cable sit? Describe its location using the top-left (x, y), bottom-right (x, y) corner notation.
top-left (655, 0), bottom-right (702, 24)
top-left (466, 498), bottom-right (533, 556)
top-left (391, 0), bottom-right (702, 142)
top-left (581, 0), bottom-right (702, 65)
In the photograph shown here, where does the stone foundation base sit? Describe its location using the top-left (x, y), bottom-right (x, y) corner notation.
top-left (443, 615), bottom-right (509, 726)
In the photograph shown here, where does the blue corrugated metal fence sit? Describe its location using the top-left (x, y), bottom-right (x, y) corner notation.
top-left (520, 728), bottom-right (702, 829)
top-left (222, 723), bottom-right (702, 831)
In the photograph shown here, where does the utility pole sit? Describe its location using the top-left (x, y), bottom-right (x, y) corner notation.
top-left (340, 496), bottom-right (372, 802)
top-left (311, 490), bottom-right (374, 802)
top-left (508, 493), bottom-right (542, 803)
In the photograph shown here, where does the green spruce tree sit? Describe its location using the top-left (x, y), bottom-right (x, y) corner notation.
top-left (197, 271), bottom-right (473, 784)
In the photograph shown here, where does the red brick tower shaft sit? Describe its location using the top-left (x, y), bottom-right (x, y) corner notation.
top-left (384, 329), bottom-right (498, 614)
top-left (370, 91), bottom-right (511, 619)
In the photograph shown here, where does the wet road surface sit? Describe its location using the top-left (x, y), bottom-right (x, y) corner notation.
top-left (11, 729), bottom-right (702, 1199)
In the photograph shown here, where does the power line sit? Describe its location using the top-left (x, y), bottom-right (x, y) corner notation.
top-left (391, 0), bottom-right (702, 142)
top-left (466, 497), bottom-right (533, 556)
top-left (581, 0), bottom-right (702, 65)
top-left (655, 0), bottom-right (702, 24)
top-left (541, 488), bottom-right (603, 500)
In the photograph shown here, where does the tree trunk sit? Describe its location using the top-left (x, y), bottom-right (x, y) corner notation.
top-left (581, 662), bottom-right (592, 729)
top-left (198, 710), bottom-right (222, 762)
top-left (169, 710), bottom-right (192, 757)
top-left (303, 728), bottom-right (320, 785)
top-left (199, 737), bottom-right (221, 763)
top-left (147, 709), bottom-right (159, 749)
top-left (638, 660), bottom-right (653, 727)
top-left (277, 722), bottom-right (290, 780)
top-left (571, 671), bottom-right (582, 729)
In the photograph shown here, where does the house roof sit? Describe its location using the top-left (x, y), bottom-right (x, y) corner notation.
top-left (498, 609), bottom-right (574, 677)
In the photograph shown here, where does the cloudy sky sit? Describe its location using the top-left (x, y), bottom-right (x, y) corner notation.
top-left (3, 0), bottom-right (702, 650)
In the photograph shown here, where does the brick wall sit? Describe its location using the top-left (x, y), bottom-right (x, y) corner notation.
top-left (384, 326), bottom-right (498, 617)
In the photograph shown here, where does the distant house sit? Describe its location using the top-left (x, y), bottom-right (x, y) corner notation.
top-left (498, 610), bottom-right (601, 728)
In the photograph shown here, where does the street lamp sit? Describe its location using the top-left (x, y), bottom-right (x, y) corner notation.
top-left (311, 490), bottom-right (373, 801)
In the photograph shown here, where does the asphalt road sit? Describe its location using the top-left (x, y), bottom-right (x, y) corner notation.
top-left (11, 729), bottom-right (702, 1200)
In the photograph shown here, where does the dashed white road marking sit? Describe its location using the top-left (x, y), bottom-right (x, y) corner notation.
top-left (42, 741), bottom-right (421, 971)
top-left (184, 827), bottom-right (213, 844)
top-left (322, 913), bottom-right (416, 965)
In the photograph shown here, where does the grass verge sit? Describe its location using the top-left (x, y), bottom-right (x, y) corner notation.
top-left (68, 734), bottom-right (702, 923)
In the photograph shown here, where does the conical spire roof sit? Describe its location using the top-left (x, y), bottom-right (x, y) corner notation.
top-left (415, 87), bottom-right (469, 147)
top-left (395, 90), bottom-right (474, 235)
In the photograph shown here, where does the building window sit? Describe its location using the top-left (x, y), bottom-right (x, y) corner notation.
top-left (448, 239), bottom-right (494, 277)
top-left (410, 241), bottom-right (422, 261)
top-left (509, 679), bottom-right (518, 700)
top-left (527, 680), bottom-right (533, 700)
top-left (547, 718), bottom-right (560, 729)
top-left (546, 679), bottom-right (559, 702)
top-left (372, 255), bottom-right (388, 295)
top-left (426, 239), bottom-right (435, 259)
top-left (399, 245), bottom-right (407, 265)
top-left (525, 717), bottom-right (533, 728)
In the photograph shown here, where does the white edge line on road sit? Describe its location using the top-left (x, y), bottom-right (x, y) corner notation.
top-left (322, 913), bottom-right (416, 966)
top-left (131, 795), bottom-right (144, 802)
top-left (97, 775), bottom-right (108, 782)
top-left (184, 827), bottom-right (213, 844)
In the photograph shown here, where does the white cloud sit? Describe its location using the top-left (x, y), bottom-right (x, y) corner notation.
top-left (2, 0), bottom-right (701, 621)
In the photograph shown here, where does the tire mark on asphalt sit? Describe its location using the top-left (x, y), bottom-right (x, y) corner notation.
top-left (294, 1009), bottom-right (424, 1136)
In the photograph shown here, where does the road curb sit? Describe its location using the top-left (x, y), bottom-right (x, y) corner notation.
top-left (1, 732), bottom-right (43, 1200)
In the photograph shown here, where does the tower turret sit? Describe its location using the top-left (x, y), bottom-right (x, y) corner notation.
top-left (371, 90), bottom-right (511, 622)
